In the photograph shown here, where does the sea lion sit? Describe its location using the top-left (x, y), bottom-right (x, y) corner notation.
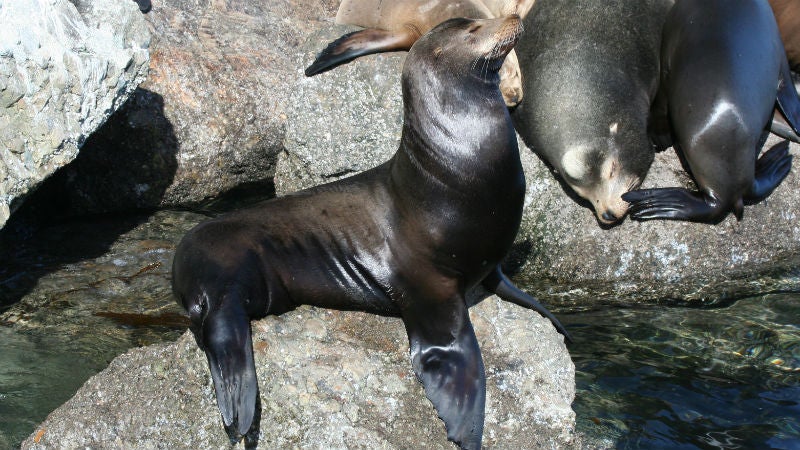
top-left (172, 16), bottom-right (570, 450)
top-left (623, 0), bottom-right (800, 223)
top-left (304, 0), bottom-right (536, 107)
top-left (510, 0), bottom-right (673, 225)
top-left (769, 0), bottom-right (800, 71)
top-left (132, 0), bottom-right (151, 13)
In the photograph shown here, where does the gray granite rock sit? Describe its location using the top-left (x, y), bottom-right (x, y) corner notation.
top-left (22, 0), bottom-right (341, 217)
top-left (20, 299), bottom-right (576, 449)
top-left (0, 0), bottom-right (150, 227)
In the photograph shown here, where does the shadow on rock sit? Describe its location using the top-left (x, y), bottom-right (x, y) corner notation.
top-left (0, 89), bottom-right (179, 309)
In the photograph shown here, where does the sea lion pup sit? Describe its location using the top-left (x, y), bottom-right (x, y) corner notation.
top-left (510, 0), bottom-right (673, 225)
top-left (304, 0), bottom-right (536, 107)
top-left (172, 16), bottom-right (570, 450)
top-left (623, 0), bottom-right (800, 223)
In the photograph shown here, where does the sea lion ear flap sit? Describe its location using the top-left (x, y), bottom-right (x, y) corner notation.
top-left (403, 302), bottom-right (486, 449)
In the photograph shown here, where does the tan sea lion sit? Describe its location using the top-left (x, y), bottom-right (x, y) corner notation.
top-left (305, 0), bottom-right (536, 107)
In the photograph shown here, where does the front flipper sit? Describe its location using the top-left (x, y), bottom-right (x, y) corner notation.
top-left (482, 266), bottom-right (572, 343)
top-left (201, 300), bottom-right (261, 445)
top-left (622, 188), bottom-right (731, 223)
top-left (305, 28), bottom-right (417, 77)
top-left (746, 140), bottom-right (793, 203)
top-left (403, 300), bottom-right (485, 450)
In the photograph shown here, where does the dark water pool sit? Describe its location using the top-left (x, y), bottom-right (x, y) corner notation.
top-left (1, 210), bottom-right (799, 448)
top-left (565, 294), bottom-right (800, 449)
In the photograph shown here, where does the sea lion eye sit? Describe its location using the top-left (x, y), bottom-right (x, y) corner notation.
top-left (468, 24), bottom-right (482, 33)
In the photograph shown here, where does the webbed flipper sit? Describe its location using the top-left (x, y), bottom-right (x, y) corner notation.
top-left (305, 28), bottom-right (416, 77)
top-left (402, 299), bottom-right (485, 450)
top-left (623, 188), bottom-right (733, 223)
top-left (482, 266), bottom-right (572, 343)
top-left (745, 140), bottom-right (793, 203)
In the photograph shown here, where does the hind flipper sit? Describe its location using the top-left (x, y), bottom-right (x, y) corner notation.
top-left (402, 298), bottom-right (485, 450)
top-left (776, 57), bottom-right (800, 135)
top-left (745, 140), bottom-right (793, 203)
top-left (771, 109), bottom-right (800, 142)
top-left (481, 266), bottom-right (572, 343)
top-left (623, 188), bottom-right (732, 223)
top-left (305, 28), bottom-right (416, 77)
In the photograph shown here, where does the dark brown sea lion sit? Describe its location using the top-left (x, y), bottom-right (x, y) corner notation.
top-left (510, 0), bottom-right (674, 225)
top-left (132, 0), bottom-right (151, 13)
top-left (172, 16), bottom-right (569, 450)
top-left (304, 0), bottom-right (536, 107)
top-left (623, 0), bottom-right (800, 223)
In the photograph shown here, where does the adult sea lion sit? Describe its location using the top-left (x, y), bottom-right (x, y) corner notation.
top-left (623, 0), bottom-right (800, 223)
top-left (304, 0), bottom-right (536, 107)
top-left (172, 16), bottom-right (570, 450)
top-left (510, 0), bottom-right (673, 225)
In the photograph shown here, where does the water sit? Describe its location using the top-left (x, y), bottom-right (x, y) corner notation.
top-left (1, 208), bottom-right (799, 448)
top-left (565, 295), bottom-right (800, 449)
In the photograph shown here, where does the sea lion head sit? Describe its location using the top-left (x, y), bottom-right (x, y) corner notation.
top-left (559, 121), bottom-right (648, 224)
top-left (177, 277), bottom-right (259, 445)
top-left (405, 15), bottom-right (523, 88)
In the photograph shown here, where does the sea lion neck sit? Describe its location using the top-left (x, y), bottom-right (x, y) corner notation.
top-left (398, 66), bottom-right (509, 161)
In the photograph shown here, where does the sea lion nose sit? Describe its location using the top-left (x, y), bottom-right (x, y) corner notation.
top-left (601, 210), bottom-right (618, 223)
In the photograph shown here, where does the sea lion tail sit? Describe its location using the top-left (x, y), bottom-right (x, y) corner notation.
top-left (776, 57), bottom-right (800, 136)
top-left (482, 267), bottom-right (573, 344)
top-left (305, 28), bottom-right (416, 77)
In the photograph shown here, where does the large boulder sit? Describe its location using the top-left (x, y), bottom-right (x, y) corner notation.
top-left (22, 0), bottom-right (340, 217)
top-left (21, 299), bottom-right (577, 449)
top-left (0, 0), bottom-right (150, 228)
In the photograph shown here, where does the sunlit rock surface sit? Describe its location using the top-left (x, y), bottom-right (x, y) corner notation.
top-left (0, 0), bottom-right (150, 227)
top-left (20, 299), bottom-right (577, 449)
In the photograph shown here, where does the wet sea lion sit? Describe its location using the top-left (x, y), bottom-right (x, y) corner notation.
top-left (132, 0), bottom-right (151, 13)
top-left (510, 0), bottom-right (673, 225)
top-left (623, 0), bottom-right (800, 223)
top-left (172, 16), bottom-right (570, 450)
top-left (304, 0), bottom-right (536, 107)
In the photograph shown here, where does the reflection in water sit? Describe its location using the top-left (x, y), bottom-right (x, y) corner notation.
top-left (565, 294), bottom-right (800, 449)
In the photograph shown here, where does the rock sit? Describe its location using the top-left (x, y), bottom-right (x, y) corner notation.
top-left (278, 25), bottom-right (405, 193)
top-left (281, 45), bottom-right (800, 307)
top-left (8, 0), bottom-right (799, 305)
top-left (20, 299), bottom-right (576, 449)
top-left (0, 0), bottom-right (150, 228)
top-left (21, 0), bottom-right (341, 217)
